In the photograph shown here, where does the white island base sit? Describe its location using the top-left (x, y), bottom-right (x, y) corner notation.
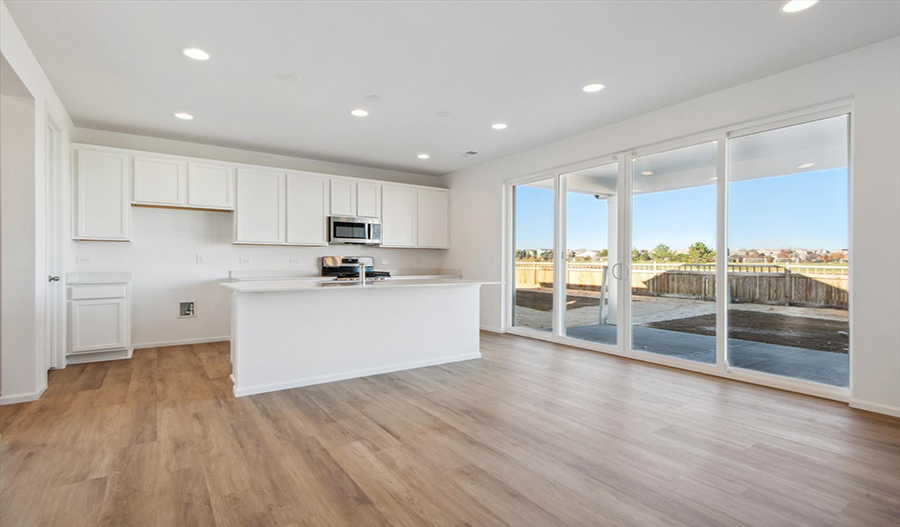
top-left (224, 279), bottom-right (490, 397)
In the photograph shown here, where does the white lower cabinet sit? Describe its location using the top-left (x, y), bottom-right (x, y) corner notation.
top-left (286, 173), bottom-right (329, 245)
top-left (417, 189), bottom-right (450, 249)
top-left (235, 169), bottom-right (286, 244)
top-left (68, 283), bottom-right (131, 358)
top-left (381, 185), bottom-right (417, 247)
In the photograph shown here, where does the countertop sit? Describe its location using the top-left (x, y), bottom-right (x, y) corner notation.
top-left (67, 272), bottom-right (133, 285)
top-left (221, 278), bottom-right (497, 293)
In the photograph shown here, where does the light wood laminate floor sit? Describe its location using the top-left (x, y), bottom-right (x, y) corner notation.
top-left (2, 332), bottom-right (899, 526)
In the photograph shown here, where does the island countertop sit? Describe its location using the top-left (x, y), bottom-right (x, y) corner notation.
top-left (221, 278), bottom-right (498, 293)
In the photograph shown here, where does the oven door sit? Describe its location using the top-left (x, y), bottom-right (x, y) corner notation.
top-left (329, 217), bottom-right (379, 245)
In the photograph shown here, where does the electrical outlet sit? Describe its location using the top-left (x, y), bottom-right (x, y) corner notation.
top-left (239, 258), bottom-right (250, 264)
top-left (76, 257), bottom-right (91, 264)
top-left (196, 254), bottom-right (205, 264)
top-left (381, 259), bottom-right (389, 265)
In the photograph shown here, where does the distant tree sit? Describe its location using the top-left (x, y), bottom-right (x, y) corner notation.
top-left (686, 242), bottom-right (715, 263)
top-left (631, 248), bottom-right (641, 262)
top-left (639, 251), bottom-right (652, 262)
top-left (540, 249), bottom-right (553, 261)
top-left (652, 243), bottom-right (674, 262)
top-left (598, 248), bottom-right (608, 258)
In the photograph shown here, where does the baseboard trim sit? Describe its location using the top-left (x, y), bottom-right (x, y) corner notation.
top-left (849, 399), bottom-right (900, 418)
top-left (480, 325), bottom-right (505, 333)
top-left (133, 336), bottom-right (230, 349)
top-left (234, 352), bottom-right (482, 397)
top-left (0, 383), bottom-right (47, 406)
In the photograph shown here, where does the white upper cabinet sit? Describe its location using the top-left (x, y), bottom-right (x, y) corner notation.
top-left (133, 156), bottom-right (186, 206)
top-left (235, 169), bottom-right (285, 244)
top-left (417, 189), bottom-right (450, 249)
top-left (286, 173), bottom-right (329, 245)
top-left (75, 149), bottom-right (131, 241)
top-left (357, 181), bottom-right (381, 218)
top-left (187, 163), bottom-right (234, 209)
top-left (381, 186), bottom-right (417, 247)
top-left (330, 179), bottom-right (356, 217)
top-left (71, 144), bottom-right (448, 248)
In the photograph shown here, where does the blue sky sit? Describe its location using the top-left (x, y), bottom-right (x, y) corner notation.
top-left (515, 168), bottom-right (848, 251)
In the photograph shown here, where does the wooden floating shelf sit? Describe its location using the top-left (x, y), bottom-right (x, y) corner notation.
top-left (131, 203), bottom-right (233, 213)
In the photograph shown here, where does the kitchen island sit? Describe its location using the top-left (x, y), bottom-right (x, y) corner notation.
top-left (221, 278), bottom-right (495, 397)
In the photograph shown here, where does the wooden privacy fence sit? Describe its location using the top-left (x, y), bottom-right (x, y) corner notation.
top-left (515, 261), bottom-right (849, 308)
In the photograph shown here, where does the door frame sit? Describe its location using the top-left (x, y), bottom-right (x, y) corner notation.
top-left (503, 100), bottom-right (853, 403)
top-left (44, 113), bottom-right (65, 370)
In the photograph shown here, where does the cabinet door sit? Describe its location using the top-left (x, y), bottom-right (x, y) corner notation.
top-left (188, 163), bottom-right (235, 209)
top-left (381, 186), bottom-right (417, 247)
top-left (286, 174), bottom-right (329, 245)
top-left (69, 298), bottom-right (127, 353)
top-left (133, 156), bottom-right (186, 205)
top-left (330, 179), bottom-right (356, 216)
top-left (235, 169), bottom-right (285, 244)
top-left (417, 189), bottom-right (450, 249)
top-left (357, 182), bottom-right (381, 218)
top-left (75, 149), bottom-right (131, 240)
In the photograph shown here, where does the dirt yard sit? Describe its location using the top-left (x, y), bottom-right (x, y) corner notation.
top-left (513, 288), bottom-right (849, 352)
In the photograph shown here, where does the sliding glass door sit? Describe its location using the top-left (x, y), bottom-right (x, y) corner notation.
top-left (726, 115), bottom-right (849, 387)
top-left (561, 163), bottom-right (619, 346)
top-left (508, 108), bottom-right (850, 394)
top-left (630, 142), bottom-right (718, 363)
top-left (512, 177), bottom-right (556, 332)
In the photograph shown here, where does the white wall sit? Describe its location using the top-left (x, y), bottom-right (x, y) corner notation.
top-left (0, 0), bottom-right (74, 404)
top-left (1, 92), bottom-right (36, 398)
top-left (445, 37), bottom-right (900, 416)
top-left (72, 133), bottom-right (449, 348)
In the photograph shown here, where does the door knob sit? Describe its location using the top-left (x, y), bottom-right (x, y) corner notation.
top-left (48, 275), bottom-right (60, 282)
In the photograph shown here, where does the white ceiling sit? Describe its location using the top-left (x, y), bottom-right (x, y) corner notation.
top-left (6, 1), bottom-right (899, 176)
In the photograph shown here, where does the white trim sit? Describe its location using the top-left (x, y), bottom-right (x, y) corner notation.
top-left (0, 383), bottom-right (47, 406)
top-left (480, 325), bottom-right (505, 333)
top-left (849, 399), bottom-right (900, 419)
top-left (132, 335), bottom-right (230, 349)
top-left (66, 347), bottom-right (132, 364)
top-left (233, 352), bottom-right (481, 397)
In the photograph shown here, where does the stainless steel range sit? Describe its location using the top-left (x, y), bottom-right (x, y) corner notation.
top-left (321, 256), bottom-right (391, 282)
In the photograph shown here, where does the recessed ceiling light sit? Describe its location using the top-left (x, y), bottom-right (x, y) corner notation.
top-left (632, 190), bottom-right (643, 193)
top-left (174, 112), bottom-right (194, 120)
top-left (350, 109), bottom-right (368, 117)
top-left (582, 83), bottom-right (606, 93)
top-left (798, 162), bottom-right (815, 168)
top-left (417, 154), bottom-right (430, 159)
top-left (279, 74), bottom-right (302, 83)
top-left (436, 111), bottom-right (452, 118)
top-left (182, 48), bottom-right (210, 61)
top-left (491, 123), bottom-right (507, 130)
top-left (709, 177), bottom-right (718, 181)
top-left (782, 0), bottom-right (818, 13)
top-left (641, 171), bottom-right (653, 176)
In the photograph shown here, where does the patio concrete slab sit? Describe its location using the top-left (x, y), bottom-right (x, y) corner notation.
top-left (565, 324), bottom-right (849, 388)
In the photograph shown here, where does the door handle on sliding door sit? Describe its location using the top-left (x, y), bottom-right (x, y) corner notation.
top-left (612, 263), bottom-right (622, 280)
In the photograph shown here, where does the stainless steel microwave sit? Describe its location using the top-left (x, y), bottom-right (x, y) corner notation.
top-left (328, 216), bottom-right (382, 245)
